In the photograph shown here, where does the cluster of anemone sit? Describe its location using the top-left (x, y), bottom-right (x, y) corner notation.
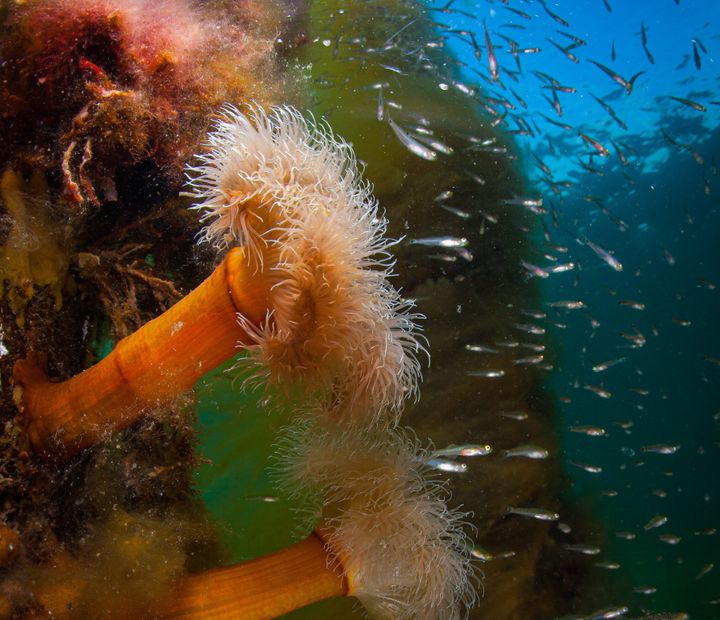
top-left (12, 104), bottom-right (478, 618)
top-left (186, 104), bottom-right (477, 618)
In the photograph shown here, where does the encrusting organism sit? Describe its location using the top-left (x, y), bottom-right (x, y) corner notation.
top-left (0, 0), bottom-right (281, 208)
top-left (13, 105), bottom-right (424, 458)
top-left (0, 0), bottom-right (285, 357)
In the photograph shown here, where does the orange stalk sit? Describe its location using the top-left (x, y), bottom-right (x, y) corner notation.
top-left (13, 247), bottom-right (269, 459)
top-left (1, 532), bottom-right (348, 619)
top-left (156, 532), bottom-right (348, 619)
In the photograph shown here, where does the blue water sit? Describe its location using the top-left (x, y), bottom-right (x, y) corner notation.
top-left (439, 0), bottom-right (720, 616)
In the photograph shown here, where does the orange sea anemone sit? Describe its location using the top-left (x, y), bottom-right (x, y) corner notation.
top-left (187, 105), bottom-right (426, 421)
top-left (14, 104), bottom-right (425, 458)
top-left (275, 417), bottom-right (479, 619)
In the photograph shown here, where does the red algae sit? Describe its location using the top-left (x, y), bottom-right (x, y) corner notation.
top-left (0, 0), bottom-right (284, 206)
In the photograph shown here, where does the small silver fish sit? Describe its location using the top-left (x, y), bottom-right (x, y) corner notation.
top-left (584, 384), bottom-right (612, 399)
top-left (505, 444), bottom-right (549, 459)
top-left (512, 355), bottom-right (545, 365)
top-left (452, 80), bottom-right (476, 97)
top-left (514, 322), bottom-right (546, 335)
top-left (547, 243), bottom-right (569, 253)
top-left (619, 299), bottom-right (645, 311)
top-left (500, 195), bottom-right (544, 208)
top-left (521, 309), bottom-right (547, 319)
top-left (419, 135), bottom-right (454, 155)
top-left (413, 126), bottom-right (434, 136)
top-left (569, 425), bottom-right (607, 437)
top-left (465, 344), bottom-right (500, 353)
top-left (387, 117), bottom-right (437, 161)
top-left (521, 260), bottom-right (550, 279)
top-left (507, 506), bottom-right (560, 521)
top-left (465, 169), bottom-right (486, 185)
top-left (479, 209), bottom-right (498, 223)
top-left (658, 533), bottom-right (681, 544)
top-left (546, 300), bottom-right (586, 309)
top-left (433, 443), bottom-right (494, 458)
top-left (379, 63), bottom-right (406, 75)
top-left (546, 262), bottom-right (576, 273)
top-left (499, 410), bottom-right (529, 421)
top-left (620, 330), bottom-right (646, 348)
top-left (467, 369), bottom-right (506, 378)
top-left (426, 458), bottom-right (468, 473)
top-left (568, 460), bottom-right (603, 473)
top-left (595, 561), bottom-right (621, 570)
top-left (469, 544), bottom-right (494, 562)
top-left (592, 357), bottom-right (627, 373)
top-left (581, 238), bottom-right (624, 271)
top-left (410, 236), bottom-right (468, 248)
top-left (587, 605), bottom-right (629, 619)
top-left (439, 204), bottom-right (471, 219)
top-left (642, 444), bottom-right (681, 455)
top-left (696, 563), bottom-right (714, 579)
top-left (521, 342), bottom-right (546, 352)
top-left (483, 19), bottom-right (499, 81)
top-left (644, 514), bottom-right (668, 530)
top-left (694, 527), bottom-right (717, 536)
top-left (564, 543), bottom-right (601, 555)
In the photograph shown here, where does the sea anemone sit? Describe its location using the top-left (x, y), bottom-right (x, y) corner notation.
top-left (152, 417), bottom-right (478, 620)
top-left (187, 104), bottom-right (425, 421)
top-left (275, 416), bottom-right (479, 620)
top-left (13, 105), bottom-right (424, 458)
